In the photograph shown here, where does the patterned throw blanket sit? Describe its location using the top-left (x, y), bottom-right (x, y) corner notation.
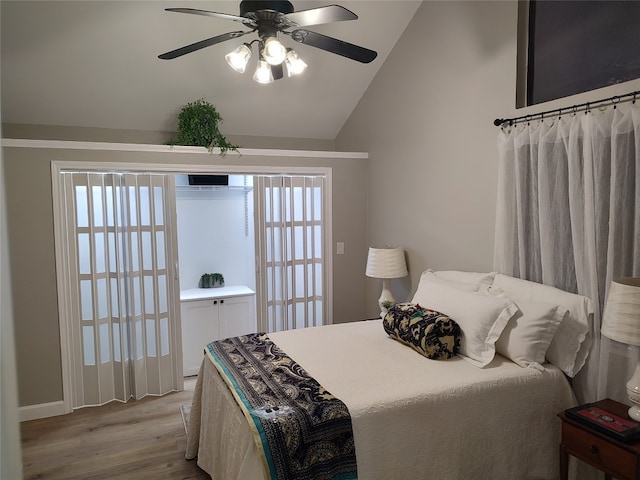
top-left (206, 333), bottom-right (357, 480)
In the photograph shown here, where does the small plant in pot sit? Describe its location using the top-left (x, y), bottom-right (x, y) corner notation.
top-left (211, 273), bottom-right (224, 288)
top-left (167, 98), bottom-right (239, 156)
top-left (199, 273), bottom-right (211, 288)
top-left (381, 300), bottom-right (395, 315)
top-left (199, 272), bottom-right (225, 288)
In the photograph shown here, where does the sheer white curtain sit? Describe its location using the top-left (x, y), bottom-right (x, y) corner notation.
top-left (494, 104), bottom-right (640, 405)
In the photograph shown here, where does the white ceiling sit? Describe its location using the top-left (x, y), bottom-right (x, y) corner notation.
top-left (1, 1), bottom-right (421, 140)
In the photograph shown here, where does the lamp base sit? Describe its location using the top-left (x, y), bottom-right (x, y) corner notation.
top-left (378, 279), bottom-right (395, 318)
top-left (626, 359), bottom-right (640, 420)
top-left (629, 405), bottom-right (640, 422)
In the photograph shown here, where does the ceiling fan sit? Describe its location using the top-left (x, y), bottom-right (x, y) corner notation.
top-left (159, 0), bottom-right (378, 83)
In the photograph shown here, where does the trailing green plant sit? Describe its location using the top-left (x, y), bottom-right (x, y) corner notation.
top-left (199, 272), bottom-right (225, 288)
top-left (168, 98), bottom-right (239, 156)
top-left (199, 273), bottom-right (211, 288)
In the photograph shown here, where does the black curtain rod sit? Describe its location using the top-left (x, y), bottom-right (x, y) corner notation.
top-left (493, 89), bottom-right (640, 127)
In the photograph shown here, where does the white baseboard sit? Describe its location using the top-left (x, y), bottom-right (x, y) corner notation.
top-left (19, 401), bottom-right (67, 422)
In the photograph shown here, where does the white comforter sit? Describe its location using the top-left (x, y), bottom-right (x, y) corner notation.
top-left (186, 320), bottom-right (577, 480)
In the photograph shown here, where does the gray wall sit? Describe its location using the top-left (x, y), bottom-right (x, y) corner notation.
top-left (3, 145), bottom-right (367, 407)
top-left (336, 0), bottom-right (640, 319)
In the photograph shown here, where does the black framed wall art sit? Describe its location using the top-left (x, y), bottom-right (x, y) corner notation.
top-left (517, 1), bottom-right (640, 107)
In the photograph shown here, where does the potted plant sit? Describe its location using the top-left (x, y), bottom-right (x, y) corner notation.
top-left (199, 273), bottom-right (225, 288)
top-left (199, 273), bottom-right (212, 288)
top-left (168, 98), bottom-right (239, 156)
top-left (381, 300), bottom-right (394, 315)
top-left (211, 273), bottom-right (225, 288)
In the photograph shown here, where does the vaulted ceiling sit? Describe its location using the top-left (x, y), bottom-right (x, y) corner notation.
top-left (1, 1), bottom-right (421, 140)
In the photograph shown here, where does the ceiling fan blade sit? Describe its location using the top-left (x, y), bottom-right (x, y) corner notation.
top-left (165, 8), bottom-right (254, 27)
top-left (283, 5), bottom-right (357, 27)
top-left (271, 63), bottom-right (284, 80)
top-left (158, 31), bottom-right (249, 60)
top-left (290, 29), bottom-right (377, 63)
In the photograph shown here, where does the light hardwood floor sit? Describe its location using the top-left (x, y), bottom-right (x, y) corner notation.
top-left (20, 377), bottom-right (210, 480)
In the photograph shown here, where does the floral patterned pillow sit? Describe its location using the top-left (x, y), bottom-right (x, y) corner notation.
top-left (383, 303), bottom-right (461, 360)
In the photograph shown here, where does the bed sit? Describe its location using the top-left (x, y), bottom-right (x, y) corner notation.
top-left (185, 271), bottom-right (594, 480)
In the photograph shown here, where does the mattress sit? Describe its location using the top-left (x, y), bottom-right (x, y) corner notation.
top-left (186, 319), bottom-right (577, 480)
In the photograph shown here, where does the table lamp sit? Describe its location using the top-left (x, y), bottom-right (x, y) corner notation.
top-left (601, 277), bottom-right (640, 420)
top-left (365, 246), bottom-right (408, 317)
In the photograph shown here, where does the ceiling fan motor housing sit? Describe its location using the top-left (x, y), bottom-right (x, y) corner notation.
top-left (240, 1), bottom-right (294, 17)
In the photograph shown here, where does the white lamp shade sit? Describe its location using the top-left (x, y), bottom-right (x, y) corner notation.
top-left (365, 247), bottom-right (408, 279)
top-left (601, 277), bottom-right (640, 346)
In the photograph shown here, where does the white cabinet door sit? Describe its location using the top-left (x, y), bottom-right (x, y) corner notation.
top-left (218, 295), bottom-right (257, 340)
top-left (180, 300), bottom-right (218, 377)
top-left (181, 293), bottom-right (257, 376)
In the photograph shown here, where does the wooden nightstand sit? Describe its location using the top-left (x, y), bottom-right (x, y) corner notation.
top-left (559, 398), bottom-right (640, 480)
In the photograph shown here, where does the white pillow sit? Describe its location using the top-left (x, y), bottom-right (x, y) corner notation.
top-left (495, 299), bottom-right (568, 369)
top-left (428, 269), bottom-right (496, 292)
top-left (418, 270), bottom-right (477, 292)
top-left (411, 276), bottom-right (518, 368)
top-left (492, 274), bottom-right (593, 377)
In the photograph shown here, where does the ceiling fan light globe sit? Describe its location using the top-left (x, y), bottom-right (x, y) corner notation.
top-left (263, 37), bottom-right (287, 65)
top-left (225, 44), bottom-right (252, 73)
top-left (253, 59), bottom-right (274, 84)
top-left (284, 49), bottom-right (307, 77)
